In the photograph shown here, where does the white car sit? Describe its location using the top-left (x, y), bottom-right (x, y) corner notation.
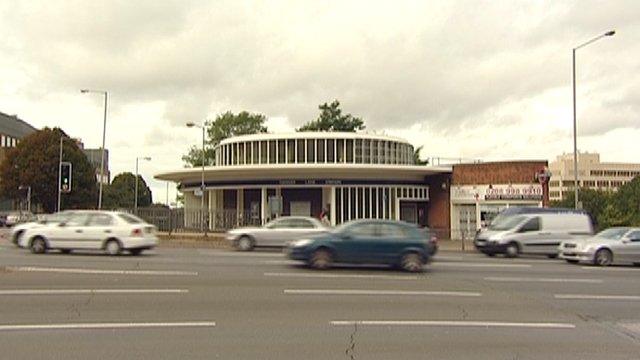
top-left (11, 211), bottom-right (75, 247)
top-left (19, 211), bottom-right (158, 256)
top-left (559, 227), bottom-right (640, 266)
top-left (226, 216), bottom-right (328, 251)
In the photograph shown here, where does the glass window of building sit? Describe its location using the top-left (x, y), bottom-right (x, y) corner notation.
top-left (336, 139), bottom-right (345, 163)
top-left (363, 139), bottom-right (370, 163)
top-left (260, 141), bottom-right (267, 164)
top-left (277, 140), bottom-right (285, 164)
top-left (297, 139), bottom-right (305, 163)
top-left (306, 139), bottom-right (315, 163)
top-left (355, 139), bottom-right (362, 163)
top-left (268, 140), bottom-right (276, 164)
top-left (252, 142), bottom-right (259, 164)
top-left (346, 139), bottom-right (354, 163)
top-left (316, 139), bottom-right (325, 163)
top-left (390, 142), bottom-right (396, 164)
top-left (370, 140), bottom-right (378, 164)
top-left (327, 139), bottom-right (335, 163)
top-left (238, 143), bottom-right (245, 165)
top-left (287, 139), bottom-right (295, 163)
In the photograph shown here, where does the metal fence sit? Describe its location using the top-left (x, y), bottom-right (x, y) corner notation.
top-left (133, 208), bottom-right (263, 234)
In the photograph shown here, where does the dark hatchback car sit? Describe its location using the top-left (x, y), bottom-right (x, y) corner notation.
top-left (285, 219), bottom-right (436, 272)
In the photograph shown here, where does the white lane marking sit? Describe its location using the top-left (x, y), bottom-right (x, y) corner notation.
top-left (555, 294), bottom-right (640, 301)
top-left (435, 262), bottom-right (531, 268)
top-left (330, 320), bottom-right (575, 329)
top-left (8, 267), bottom-right (198, 276)
top-left (484, 277), bottom-right (602, 283)
top-left (0, 289), bottom-right (188, 295)
top-left (581, 266), bottom-right (640, 272)
top-left (264, 272), bottom-right (422, 280)
top-left (0, 322), bottom-right (216, 331)
top-left (433, 255), bottom-right (464, 261)
top-left (197, 250), bottom-right (282, 258)
top-left (262, 260), bottom-right (299, 265)
top-left (284, 289), bottom-right (481, 297)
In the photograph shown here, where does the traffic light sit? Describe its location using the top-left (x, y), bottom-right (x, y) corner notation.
top-left (60, 162), bottom-right (72, 193)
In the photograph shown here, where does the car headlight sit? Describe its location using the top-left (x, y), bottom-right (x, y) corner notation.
top-left (291, 239), bottom-right (313, 247)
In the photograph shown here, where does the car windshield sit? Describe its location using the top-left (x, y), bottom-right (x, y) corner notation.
top-left (488, 215), bottom-right (526, 231)
top-left (596, 228), bottom-right (629, 240)
top-left (117, 213), bottom-right (144, 224)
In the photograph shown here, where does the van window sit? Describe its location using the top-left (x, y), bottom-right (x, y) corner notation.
top-left (489, 215), bottom-right (525, 231)
top-left (519, 217), bottom-right (540, 232)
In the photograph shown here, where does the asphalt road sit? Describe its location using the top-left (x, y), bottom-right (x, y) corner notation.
top-left (1, 231), bottom-right (639, 359)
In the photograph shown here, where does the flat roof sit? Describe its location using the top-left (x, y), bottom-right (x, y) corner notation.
top-left (155, 164), bottom-right (452, 183)
top-left (219, 131), bottom-right (411, 146)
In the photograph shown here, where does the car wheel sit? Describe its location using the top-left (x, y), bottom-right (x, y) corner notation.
top-left (30, 237), bottom-right (47, 254)
top-left (60, 249), bottom-right (72, 255)
top-left (485, 252), bottom-right (496, 257)
top-left (400, 253), bottom-right (424, 273)
top-left (236, 236), bottom-right (254, 251)
top-left (547, 254), bottom-right (558, 259)
top-left (105, 239), bottom-right (122, 256)
top-left (505, 242), bottom-right (520, 258)
top-left (309, 249), bottom-right (333, 270)
top-left (565, 259), bottom-right (579, 264)
top-left (130, 249), bottom-right (143, 256)
top-left (594, 249), bottom-right (613, 266)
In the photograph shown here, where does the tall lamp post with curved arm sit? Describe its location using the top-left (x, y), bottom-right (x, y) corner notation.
top-left (186, 121), bottom-right (207, 235)
top-left (80, 88), bottom-right (108, 209)
top-left (572, 30), bottom-right (615, 209)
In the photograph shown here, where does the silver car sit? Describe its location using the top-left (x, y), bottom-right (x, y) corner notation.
top-left (226, 216), bottom-right (328, 251)
top-left (559, 227), bottom-right (640, 266)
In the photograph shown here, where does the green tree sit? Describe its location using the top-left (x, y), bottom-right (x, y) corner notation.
top-left (0, 127), bottom-right (97, 212)
top-left (550, 188), bottom-right (617, 230)
top-left (103, 172), bottom-right (152, 209)
top-left (413, 145), bottom-right (429, 165)
top-left (297, 100), bottom-right (365, 132)
top-left (182, 111), bottom-right (268, 167)
top-left (611, 176), bottom-right (640, 226)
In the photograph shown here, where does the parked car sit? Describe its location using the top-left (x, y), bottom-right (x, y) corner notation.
top-left (285, 219), bottom-right (435, 272)
top-left (474, 213), bottom-right (594, 258)
top-left (226, 216), bottom-right (328, 251)
top-left (559, 227), bottom-right (640, 266)
top-left (18, 210), bottom-right (158, 255)
top-left (4, 211), bottom-right (35, 227)
top-left (11, 211), bottom-right (76, 247)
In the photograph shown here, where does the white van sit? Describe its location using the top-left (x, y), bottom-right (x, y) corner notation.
top-left (474, 213), bottom-right (594, 258)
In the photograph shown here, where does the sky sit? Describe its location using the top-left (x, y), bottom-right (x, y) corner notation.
top-left (1, 0), bottom-right (638, 204)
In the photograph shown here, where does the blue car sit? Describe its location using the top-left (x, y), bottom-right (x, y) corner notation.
top-left (286, 219), bottom-right (435, 272)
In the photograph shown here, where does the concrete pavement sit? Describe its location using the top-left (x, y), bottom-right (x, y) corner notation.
top-left (1, 235), bottom-right (639, 359)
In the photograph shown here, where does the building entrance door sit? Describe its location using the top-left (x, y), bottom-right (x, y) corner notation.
top-left (458, 205), bottom-right (477, 240)
top-left (400, 202), bottom-right (417, 224)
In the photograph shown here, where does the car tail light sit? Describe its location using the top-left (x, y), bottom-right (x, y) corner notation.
top-left (131, 228), bottom-right (143, 237)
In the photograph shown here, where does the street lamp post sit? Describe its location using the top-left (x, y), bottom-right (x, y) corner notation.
top-left (186, 121), bottom-right (207, 235)
top-left (18, 185), bottom-right (31, 213)
top-left (135, 156), bottom-right (152, 214)
top-left (572, 30), bottom-right (615, 209)
top-left (80, 89), bottom-right (108, 209)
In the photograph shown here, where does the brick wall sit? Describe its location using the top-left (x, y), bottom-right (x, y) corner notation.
top-left (425, 174), bottom-right (451, 238)
top-left (452, 161), bottom-right (548, 185)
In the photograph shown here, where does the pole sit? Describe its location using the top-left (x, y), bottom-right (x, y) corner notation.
top-left (135, 157), bottom-right (139, 214)
top-left (57, 136), bottom-right (63, 212)
top-left (572, 49), bottom-right (579, 209)
top-left (98, 92), bottom-right (107, 209)
top-left (201, 125), bottom-right (206, 236)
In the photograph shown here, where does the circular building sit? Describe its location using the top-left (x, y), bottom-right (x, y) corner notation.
top-left (155, 132), bottom-right (452, 230)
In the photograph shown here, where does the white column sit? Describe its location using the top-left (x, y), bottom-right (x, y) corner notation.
top-left (330, 187), bottom-right (336, 226)
top-left (236, 189), bottom-right (243, 226)
top-left (334, 139), bottom-right (337, 163)
top-left (261, 187), bottom-right (267, 224)
top-left (294, 140), bottom-right (298, 163)
top-left (285, 139), bottom-right (288, 164)
top-left (355, 187), bottom-right (360, 219)
top-left (209, 189), bottom-right (216, 230)
top-left (340, 188), bottom-right (345, 223)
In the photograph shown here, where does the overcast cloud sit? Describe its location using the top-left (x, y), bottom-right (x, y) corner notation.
top-left (1, 0), bottom-right (638, 203)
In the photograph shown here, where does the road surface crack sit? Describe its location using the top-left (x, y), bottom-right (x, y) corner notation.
top-left (66, 290), bottom-right (96, 318)
top-left (345, 322), bottom-right (358, 359)
top-left (458, 305), bottom-right (469, 320)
